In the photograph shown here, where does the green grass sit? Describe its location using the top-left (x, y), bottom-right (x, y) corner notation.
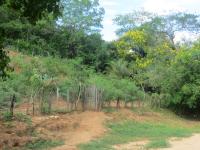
top-left (1, 112), bottom-right (32, 125)
top-left (145, 139), bottom-right (170, 149)
top-left (79, 120), bottom-right (196, 150)
top-left (2, 111), bottom-right (13, 121)
top-left (52, 108), bottom-right (74, 114)
top-left (24, 139), bottom-right (64, 150)
top-left (15, 113), bottom-right (32, 125)
top-left (102, 107), bottom-right (117, 113)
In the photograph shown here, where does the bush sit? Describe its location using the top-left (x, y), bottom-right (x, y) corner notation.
top-left (89, 75), bottom-right (143, 105)
top-left (161, 48), bottom-right (200, 114)
top-left (2, 111), bottom-right (13, 121)
top-left (15, 113), bottom-right (32, 124)
top-left (1, 111), bottom-right (32, 125)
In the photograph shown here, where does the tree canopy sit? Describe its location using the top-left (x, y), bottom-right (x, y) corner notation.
top-left (114, 10), bottom-right (200, 46)
top-left (7, 0), bottom-right (62, 24)
top-left (61, 0), bottom-right (105, 33)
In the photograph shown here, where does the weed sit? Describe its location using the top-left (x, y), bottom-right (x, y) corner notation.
top-left (15, 113), bottom-right (32, 125)
top-left (2, 111), bottom-right (13, 121)
top-left (24, 139), bottom-right (64, 150)
top-left (1, 112), bottom-right (32, 126)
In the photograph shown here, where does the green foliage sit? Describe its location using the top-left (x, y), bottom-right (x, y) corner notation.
top-left (2, 111), bottom-right (32, 124)
top-left (102, 107), bottom-right (117, 113)
top-left (0, 52), bottom-right (144, 111)
top-left (1, 0), bottom-right (200, 116)
top-left (25, 139), bottom-right (64, 150)
top-left (2, 111), bottom-right (13, 121)
top-left (0, 0), bottom-right (109, 73)
top-left (0, 73), bottom-right (24, 108)
top-left (109, 59), bottom-right (130, 78)
top-left (145, 139), bottom-right (170, 149)
top-left (15, 113), bottom-right (32, 124)
top-left (113, 10), bottom-right (152, 36)
top-left (6, 0), bottom-right (62, 24)
top-left (113, 11), bottom-right (200, 114)
top-left (79, 121), bottom-right (193, 150)
top-left (89, 75), bottom-right (143, 104)
top-left (0, 42), bottom-right (10, 78)
top-left (0, 0), bottom-right (60, 77)
top-left (114, 30), bottom-right (148, 59)
top-left (114, 10), bottom-right (200, 46)
top-left (0, 0), bottom-right (63, 79)
top-left (160, 47), bottom-right (200, 113)
top-left (62, 0), bottom-right (105, 33)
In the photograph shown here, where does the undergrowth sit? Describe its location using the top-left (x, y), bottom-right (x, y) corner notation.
top-left (24, 139), bottom-right (64, 150)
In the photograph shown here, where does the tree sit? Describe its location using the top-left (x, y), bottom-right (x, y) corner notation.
top-left (160, 47), bottom-right (200, 114)
top-left (113, 10), bottom-right (153, 36)
top-left (0, 30), bottom-right (10, 78)
top-left (115, 30), bottom-right (148, 59)
top-left (109, 59), bottom-right (131, 78)
top-left (61, 0), bottom-right (105, 33)
top-left (7, 0), bottom-right (62, 24)
top-left (0, 47), bottom-right (9, 78)
top-left (150, 13), bottom-right (200, 46)
top-left (114, 10), bottom-right (200, 46)
top-left (0, 0), bottom-right (63, 78)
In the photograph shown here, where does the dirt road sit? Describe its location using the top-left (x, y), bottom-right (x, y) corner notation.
top-left (114, 134), bottom-right (200, 150)
top-left (159, 134), bottom-right (200, 150)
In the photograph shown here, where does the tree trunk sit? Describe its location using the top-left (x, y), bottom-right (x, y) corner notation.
top-left (48, 98), bottom-right (52, 114)
top-left (32, 99), bottom-right (35, 116)
top-left (116, 98), bottom-right (120, 109)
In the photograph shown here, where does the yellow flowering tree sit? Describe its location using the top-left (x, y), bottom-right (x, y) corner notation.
top-left (115, 30), bottom-right (147, 58)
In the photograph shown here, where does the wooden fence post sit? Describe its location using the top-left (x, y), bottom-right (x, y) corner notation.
top-left (10, 94), bottom-right (16, 117)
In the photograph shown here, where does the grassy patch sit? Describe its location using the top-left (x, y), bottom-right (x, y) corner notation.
top-left (145, 139), bottom-right (170, 149)
top-left (53, 108), bottom-right (72, 114)
top-left (1, 112), bottom-right (32, 125)
top-left (79, 121), bottom-right (195, 150)
top-left (2, 111), bottom-right (13, 121)
top-left (24, 139), bottom-right (64, 150)
top-left (131, 106), bottom-right (155, 115)
top-left (102, 107), bottom-right (117, 113)
top-left (15, 113), bottom-right (32, 125)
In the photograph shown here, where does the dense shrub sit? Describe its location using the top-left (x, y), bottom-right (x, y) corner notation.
top-left (161, 48), bottom-right (200, 114)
